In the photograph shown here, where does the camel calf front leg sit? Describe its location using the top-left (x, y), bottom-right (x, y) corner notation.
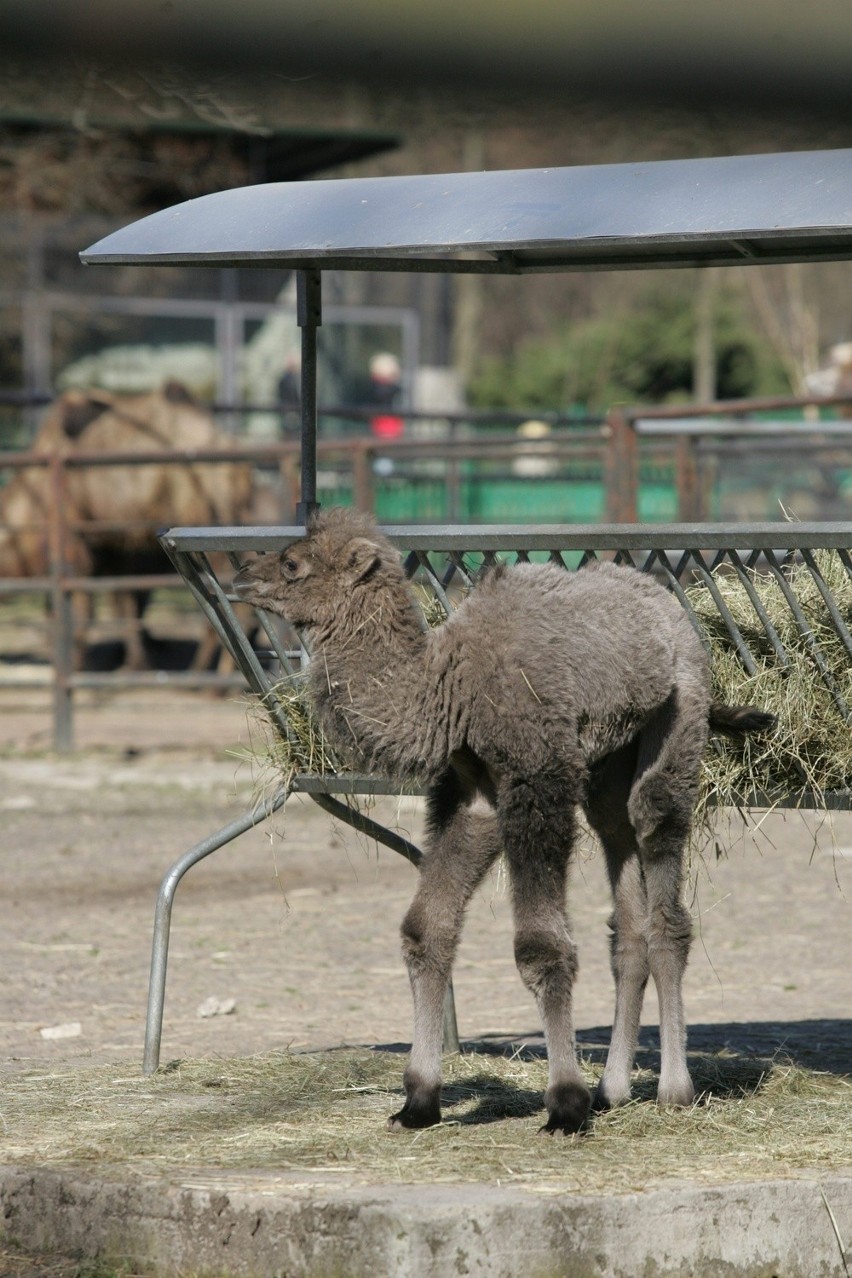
top-left (389, 783), bottom-right (500, 1130)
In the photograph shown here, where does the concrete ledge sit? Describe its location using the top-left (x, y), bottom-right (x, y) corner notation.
top-left (3, 1166), bottom-right (852, 1277)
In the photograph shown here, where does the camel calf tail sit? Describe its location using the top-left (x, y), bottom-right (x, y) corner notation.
top-left (708, 703), bottom-right (777, 738)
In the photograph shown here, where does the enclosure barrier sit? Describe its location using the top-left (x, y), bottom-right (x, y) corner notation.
top-left (134, 517), bottom-right (852, 1071)
top-left (0, 429), bottom-right (611, 749)
top-left (6, 398), bottom-right (852, 748)
top-left (607, 391), bottom-right (852, 523)
top-left (0, 444), bottom-right (286, 751)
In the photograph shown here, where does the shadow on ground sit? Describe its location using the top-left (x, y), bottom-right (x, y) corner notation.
top-left (376, 1018), bottom-right (852, 1074)
top-left (370, 1018), bottom-right (852, 1122)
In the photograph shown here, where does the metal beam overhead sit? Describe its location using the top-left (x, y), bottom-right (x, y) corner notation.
top-left (81, 149), bottom-right (852, 274)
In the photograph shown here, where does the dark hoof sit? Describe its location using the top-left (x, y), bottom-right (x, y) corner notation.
top-left (541, 1081), bottom-right (592, 1135)
top-left (387, 1096), bottom-right (442, 1131)
top-left (388, 1070), bottom-right (442, 1131)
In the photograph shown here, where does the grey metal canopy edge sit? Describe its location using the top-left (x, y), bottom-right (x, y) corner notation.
top-left (80, 148), bottom-right (852, 275)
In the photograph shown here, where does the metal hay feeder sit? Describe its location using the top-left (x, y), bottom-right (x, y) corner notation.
top-left (80, 147), bottom-right (852, 1072)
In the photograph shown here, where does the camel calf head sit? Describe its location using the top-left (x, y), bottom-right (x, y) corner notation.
top-left (233, 507), bottom-right (399, 630)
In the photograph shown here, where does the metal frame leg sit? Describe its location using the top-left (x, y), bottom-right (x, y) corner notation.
top-left (143, 785), bottom-right (291, 1074)
top-left (143, 779), bottom-right (460, 1073)
top-left (442, 980), bottom-right (460, 1055)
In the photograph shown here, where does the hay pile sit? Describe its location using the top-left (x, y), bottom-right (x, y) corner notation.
top-left (255, 676), bottom-right (346, 783)
top-left (3, 1048), bottom-right (851, 1189)
top-left (687, 550), bottom-right (852, 812)
top-left (254, 554), bottom-right (852, 812)
top-left (248, 583), bottom-right (450, 788)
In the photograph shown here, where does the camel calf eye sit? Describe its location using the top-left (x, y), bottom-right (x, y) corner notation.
top-left (283, 558), bottom-right (298, 573)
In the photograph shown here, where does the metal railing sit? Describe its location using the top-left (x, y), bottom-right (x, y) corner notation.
top-left (0, 427), bottom-right (617, 751)
top-left (4, 395), bottom-right (852, 749)
top-left (606, 393), bottom-right (852, 522)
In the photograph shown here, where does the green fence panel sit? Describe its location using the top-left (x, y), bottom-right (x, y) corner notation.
top-left (638, 482), bottom-right (679, 521)
top-left (323, 470), bottom-right (683, 523)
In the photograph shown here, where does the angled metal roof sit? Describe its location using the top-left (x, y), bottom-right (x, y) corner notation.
top-left (80, 148), bottom-right (852, 274)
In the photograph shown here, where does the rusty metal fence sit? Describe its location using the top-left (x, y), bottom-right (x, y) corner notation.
top-left (4, 397), bottom-right (852, 750)
top-left (1, 424), bottom-right (618, 751)
top-left (0, 419), bottom-right (620, 751)
top-left (606, 392), bottom-right (852, 523)
top-left (0, 443), bottom-right (283, 751)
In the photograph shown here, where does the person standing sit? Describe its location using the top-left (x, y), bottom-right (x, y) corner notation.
top-left (367, 352), bottom-right (403, 441)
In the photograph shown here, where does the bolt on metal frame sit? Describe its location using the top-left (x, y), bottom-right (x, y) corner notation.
top-left (80, 147), bottom-right (852, 1072)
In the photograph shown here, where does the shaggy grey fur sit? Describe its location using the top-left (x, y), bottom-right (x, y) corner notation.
top-left (235, 507), bottom-right (773, 1135)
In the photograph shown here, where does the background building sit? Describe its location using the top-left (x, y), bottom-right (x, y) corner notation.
top-left (1, 26), bottom-right (851, 439)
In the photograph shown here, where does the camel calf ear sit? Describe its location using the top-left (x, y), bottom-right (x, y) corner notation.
top-left (346, 538), bottom-right (381, 583)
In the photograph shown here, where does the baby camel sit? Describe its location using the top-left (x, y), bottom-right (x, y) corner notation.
top-left (235, 508), bottom-right (773, 1135)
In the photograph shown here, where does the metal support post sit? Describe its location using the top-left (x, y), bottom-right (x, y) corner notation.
top-left (296, 269), bottom-right (322, 526)
top-left (676, 434), bottom-right (702, 521)
top-left (442, 981), bottom-right (460, 1054)
top-left (143, 785), bottom-right (290, 1074)
top-left (47, 453), bottom-right (74, 752)
top-left (352, 441), bottom-right (375, 512)
top-left (309, 791), bottom-right (459, 1051)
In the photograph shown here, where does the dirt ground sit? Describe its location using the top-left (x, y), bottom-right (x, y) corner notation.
top-left (1, 683), bottom-right (851, 1075)
top-left (1, 685), bottom-right (852, 1274)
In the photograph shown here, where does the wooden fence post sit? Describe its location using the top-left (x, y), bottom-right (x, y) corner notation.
top-left (352, 442), bottom-right (375, 513)
top-left (605, 407), bottom-right (638, 523)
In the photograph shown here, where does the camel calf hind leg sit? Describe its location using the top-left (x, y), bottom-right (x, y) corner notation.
top-left (501, 775), bottom-right (591, 1135)
top-left (640, 852), bottom-right (694, 1107)
top-left (628, 689), bottom-right (707, 1109)
top-left (584, 743), bottom-right (650, 1110)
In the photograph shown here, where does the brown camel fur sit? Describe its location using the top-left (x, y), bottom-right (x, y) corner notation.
top-left (0, 382), bottom-right (254, 670)
top-left (235, 507), bottom-right (775, 1135)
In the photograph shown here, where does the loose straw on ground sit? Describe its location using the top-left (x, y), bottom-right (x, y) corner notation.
top-left (3, 1048), bottom-right (851, 1189)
